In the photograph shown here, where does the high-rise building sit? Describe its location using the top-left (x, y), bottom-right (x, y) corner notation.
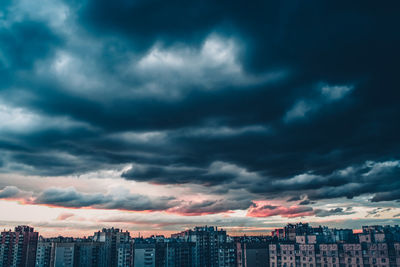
top-left (35, 237), bottom-right (105, 267)
top-left (93, 228), bottom-right (132, 267)
top-left (0, 225), bottom-right (38, 267)
top-left (35, 238), bottom-right (53, 267)
top-left (172, 226), bottom-right (227, 267)
top-left (133, 238), bottom-right (195, 267)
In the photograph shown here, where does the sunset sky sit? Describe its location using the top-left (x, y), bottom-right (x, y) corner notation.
top-left (0, 0), bottom-right (400, 237)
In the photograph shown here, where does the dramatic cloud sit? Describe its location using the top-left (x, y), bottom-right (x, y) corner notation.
top-left (0, 0), bottom-right (399, 232)
top-left (0, 185), bottom-right (254, 216)
top-left (0, 186), bottom-right (178, 212)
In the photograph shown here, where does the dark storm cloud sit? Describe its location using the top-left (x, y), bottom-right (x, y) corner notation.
top-left (36, 187), bottom-right (178, 211)
top-left (371, 191), bottom-right (400, 202)
top-left (0, 21), bottom-right (61, 70)
top-left (122, 163), bottom-right (237, 185)
top-left (122, 165), bottom-right (207, 184)
top-left (34, 187), bottom-right (108, 207)
top-left (0, 0), bottom-right (400, 213)
top-left (79, 0), bottom-right (399, 74)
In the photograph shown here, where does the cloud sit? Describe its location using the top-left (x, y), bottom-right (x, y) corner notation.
top-left (0, 186), bottom-right (178, 212)
top-left (247, 205), bottom-right (356, 219)
top-left (56, 212), bottom-right (75, 221)
top-left (314, 207), bottom-right (355, 217)
top-left (33, 187), bottom-right (179, 211)
top-left (284, 83), bottom-right (354, 123)
top-left (169, 196), bottom-right (255, 216)
top-left (132, 35), bottom-right (283, 98)
top-left (284, 100), bottom-right (314, 122)
top-left (0, 0), bottom-right (399, 226)
top-left (0, 19), bottom-right (61, 70)
top-left (371, 191), bottom-right (400, 202)
top-left (246, 160), bottom-right (400, 203)
top-left (0, 186), bottom-right (32, 199)
top-left (0, 101), bottom-right (92, 134)
top-left (33, 187), bottom-right (109, 208)
top-left (321, 84), bottom-right (353, 100)
top-left (0, 186), bottom-right (21, 198)
top-left (299, 199), bottom-right (315, 205)
top-left (247, 204), bottom-right (314, 218)
top-left (0, 185), bottom-right (254, 215)
top-left (122, 161), bottom-right (254, 186)
top-left (365, 207), bottom-right (393, 218)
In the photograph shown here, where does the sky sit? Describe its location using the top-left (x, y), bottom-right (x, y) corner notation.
top-left (0, 0), bottom-right (400, 237)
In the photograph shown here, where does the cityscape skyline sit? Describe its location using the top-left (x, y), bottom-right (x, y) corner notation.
top-left (1, 0), bottom-right (400, 238)
top-left (0, 222), bottom-right (386, 239)
top-left (2, 222), bottom-right (400, 267)
top-left (0, 222), bottom-right (394, 239)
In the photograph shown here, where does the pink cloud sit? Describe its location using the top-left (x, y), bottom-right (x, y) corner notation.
top-left (247, 204), bottom-right (314, 218)
top-left (56, 212), bottom-right (75, 221)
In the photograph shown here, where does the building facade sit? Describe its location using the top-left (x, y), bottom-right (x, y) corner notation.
top-left (0, 226), bottom-right (38, 267)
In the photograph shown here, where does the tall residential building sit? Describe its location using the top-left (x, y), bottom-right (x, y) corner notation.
top-left (133, 238), bottom-right (195, 267)
top-left (35, 238), bottom-right (105, 267)
top-left (172, 226), bottom-right (227, 267)
top-left (0, 225), bottom-right (38, 267)
top-left (93, 228), bottom-right (132, 267)
top-left (35, 238), bottom-right (53, 267)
